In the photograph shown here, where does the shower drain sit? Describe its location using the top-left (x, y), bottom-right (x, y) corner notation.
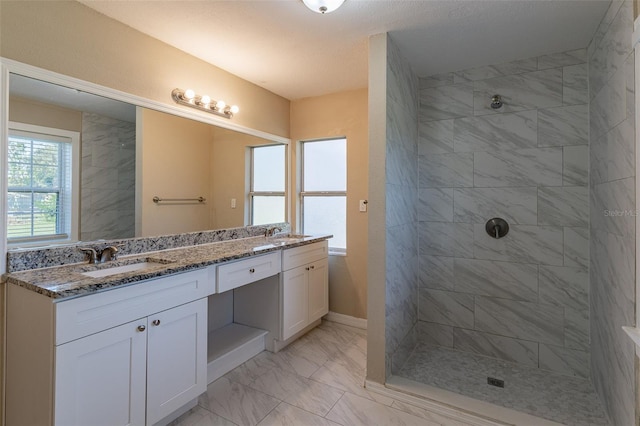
top-left (487, 377), bottom-right (505, 388)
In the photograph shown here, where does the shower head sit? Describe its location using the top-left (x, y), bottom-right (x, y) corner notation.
top-left (491, 94), bottom-right (503, 109)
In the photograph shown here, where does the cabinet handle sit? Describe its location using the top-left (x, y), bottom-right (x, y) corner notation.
top-left (305, 267), bottom-right (310, 271)
top-left (310, 265), bottom-right (315, 270)
top-left (152, 319), bottom-right (161, 326)
top-left (249, 268), bottom-right (255, 273)
top-left (137, 325), bottom-right (146, 332)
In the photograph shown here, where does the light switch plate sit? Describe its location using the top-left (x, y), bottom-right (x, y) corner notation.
top-left (231, 198), bottom-right (236, 209)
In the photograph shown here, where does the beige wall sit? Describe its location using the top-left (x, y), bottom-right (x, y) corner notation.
top-left (138, 108), bottom-right (214, 236)
top-left (290, 88), bottom-right (369, 320)
top-left (366, 34), bottom-right (388, 384)
top-left (0, 1), bottom-right (290, 138)
top-left (8, 97), bottom-right (82, 132)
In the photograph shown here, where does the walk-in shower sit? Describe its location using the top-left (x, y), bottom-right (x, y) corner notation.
top-left (378, 1), bottom-right (636, 424)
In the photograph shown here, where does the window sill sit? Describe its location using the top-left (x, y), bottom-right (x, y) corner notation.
top-left (329, 250), bottom-right (346, 257)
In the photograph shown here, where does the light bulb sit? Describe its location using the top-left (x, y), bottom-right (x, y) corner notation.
top-left (216, 100), bottom-right (226, 110)
top-left (201, 95), bottom-right (211, 105)
top-left (230, 105), bottom-right (240, 114)
top-left (184, 89), bottom-right (195, 100)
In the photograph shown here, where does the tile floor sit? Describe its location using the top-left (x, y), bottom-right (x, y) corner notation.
top-left (397, 344), bottom-right (610, 426)
top-left (170, 321), bottom-right (480, 426)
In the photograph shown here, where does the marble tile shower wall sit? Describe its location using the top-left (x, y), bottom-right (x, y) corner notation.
top-left (588, 1), bottom-right (635, 425)
top-left (384, 36), bottom-right (420, 377)
top-left (80, 112), bottom-right (136, 241)
top-left (417, 49), bottom-right (590, 379)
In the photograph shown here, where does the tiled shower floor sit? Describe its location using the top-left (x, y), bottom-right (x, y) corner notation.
top-left (397, 344), bottom-right (610, 426)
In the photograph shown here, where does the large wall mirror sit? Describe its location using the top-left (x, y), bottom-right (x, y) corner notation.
top-left (5, 71), bottom-right (289, 249)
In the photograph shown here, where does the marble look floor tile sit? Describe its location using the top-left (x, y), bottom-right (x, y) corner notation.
top-left (326, 392), bottom-right (442, 426)
top-left (310, 359), bottom-right (371, 400)
top-left (169, 405), bottom-right (237, 426)
top-left (199, 377), bottom-right (280, 426)
top-left (397, 345), bottom-right (610, 426)
top-left (256, 402), bottom-right (340, 426)
top-left (248, 367), bottom-right (344, 417)
top-left (390, 400), bottom-right (476, 426)
top-left (224, 356), bottom-right (277, 387)
top-left (255, 345), bottom-right (328, 378)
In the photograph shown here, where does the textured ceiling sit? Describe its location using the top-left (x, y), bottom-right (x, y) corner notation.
top-left (80, 0), bottom-right (610, 100)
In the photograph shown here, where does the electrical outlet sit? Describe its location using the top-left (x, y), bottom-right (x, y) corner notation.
top-left (359, 200), bottom-right (368, 212)
top-left (231, 198), bottom-right (236, 209)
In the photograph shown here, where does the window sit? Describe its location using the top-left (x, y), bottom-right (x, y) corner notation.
top-left (250, 144), bottom-right (286, 225)
top-left (301, 138), bottom-right (346, 252)
top-left (7, 122), bottom-right (79, 244)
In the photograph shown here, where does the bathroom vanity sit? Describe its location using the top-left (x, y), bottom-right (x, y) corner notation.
top-left (4, 233), bottom-right (329, 426)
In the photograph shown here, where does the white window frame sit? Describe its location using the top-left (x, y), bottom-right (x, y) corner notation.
top-left (7, 122), bottom-right (79, 246)
top-left (300, 137), bottom-right (347, 255)
top-left (248, 144), bottom-right (287, 225)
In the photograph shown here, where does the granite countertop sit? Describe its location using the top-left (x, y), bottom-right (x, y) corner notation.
top-left (4, 234), bottom-right (330, 300)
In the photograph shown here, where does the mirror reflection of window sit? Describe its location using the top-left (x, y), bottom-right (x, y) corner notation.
top-left (250, 145), bottom-right (286, 225)
top-left (7, 122), bottom-right (79, 244)
top-left (300, 138), bottom-right (347, 252)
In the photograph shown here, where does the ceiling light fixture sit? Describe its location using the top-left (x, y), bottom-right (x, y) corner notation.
top-left (171, 88), bottom-right (239, 119)
top-left (302, 0), bottom-right (345, 14)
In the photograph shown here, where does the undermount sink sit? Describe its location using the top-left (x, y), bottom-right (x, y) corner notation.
top-left (81, 258), bottom-right (172, 278)
top-left (268, 234), bottom-right (310, 243)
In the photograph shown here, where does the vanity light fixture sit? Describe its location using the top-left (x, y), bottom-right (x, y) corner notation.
top-left (171, 88), bottom-right (239, 119)
top-left (302, 0), bottom-right (345, 14)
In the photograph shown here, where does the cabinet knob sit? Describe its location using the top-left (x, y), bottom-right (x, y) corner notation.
top-left (249, 268), bottom-right (255, 273)
top-left (310, 265), bottom-right (315, 270)
top-left (152, 319), bottom-right (161, 326)
top-left (137, 325), bottom-right (146, 332)
top-left (305, 267), bottom-right (310, 271)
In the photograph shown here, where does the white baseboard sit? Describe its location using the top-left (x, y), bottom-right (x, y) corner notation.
top-left (324, 311), bottom-right (367, 329)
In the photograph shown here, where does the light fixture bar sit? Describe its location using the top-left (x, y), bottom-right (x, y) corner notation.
top-left (171, 88), bottom-right (239, 119)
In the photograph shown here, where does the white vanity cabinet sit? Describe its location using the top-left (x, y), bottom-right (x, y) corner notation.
top-left (6, 268), bottom-right (209, 426)
top-left (281, 241), bottom-right (329, 340)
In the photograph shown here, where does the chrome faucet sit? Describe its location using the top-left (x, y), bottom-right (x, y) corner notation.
top-left (265, 226), bottom-right (283, 237)
top-left (79, 247), bottom-right (98, 264)
top-left (100, 246), bottom-right (119, 263)
top-left (79, 245), bottom-right (119, 264)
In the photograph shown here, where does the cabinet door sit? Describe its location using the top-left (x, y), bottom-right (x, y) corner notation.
top-left (308, 257), bottom-right (329, 322)
top-left (282, 265), bottom-right (309, 340)
top-left (146, 299), bottom-right (207, 425)
top-left (55, 319), bottom-right (147, 426)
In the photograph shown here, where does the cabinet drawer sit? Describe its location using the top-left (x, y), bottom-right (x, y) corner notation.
top-left (282, 241), bottom-right (328, 271)
top-left (217, 252), bottom-right (281, 293)
top-left (55, 268), bottom-right (208, 345)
